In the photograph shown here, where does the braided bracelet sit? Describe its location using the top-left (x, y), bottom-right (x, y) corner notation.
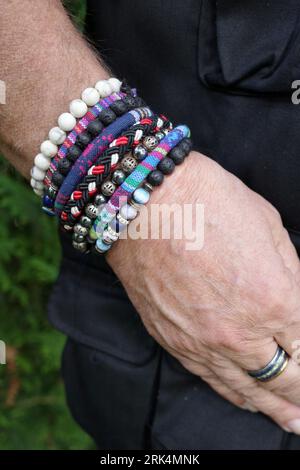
top-left (91, 125), bottom-right (191, 242)
top-left (61, 114), bottom-right (172, 226)
top-left (42, 93), bottom-right (143, 212)
top-left (30, 77), bottom-right (122, 196)
top-left (54, 107), bottom-right (153, 215)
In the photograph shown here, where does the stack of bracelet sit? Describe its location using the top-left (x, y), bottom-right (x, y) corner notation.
top-left (31, 77), bottom-right (125, 198)
top-left (90, 125), bottom-right (192, 254)
top-left (30, 77), bottom-right (192, 256)
top-left (62, 115), bottom-right (173, 252)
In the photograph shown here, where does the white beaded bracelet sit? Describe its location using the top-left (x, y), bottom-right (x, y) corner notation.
top-left (30, 77), bottom-right (122, 195)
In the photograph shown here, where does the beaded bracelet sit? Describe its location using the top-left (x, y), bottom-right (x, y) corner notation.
top-left (91, 125), bottom-right (191, 244)
top-left (43, 93), bottom-right (143, 208)
top-left (93, 134), bottom-right (192, 254)
top-left (61, 114), bottom-right (172, 227)
top-left (66, 121), bottom-right (173, 253)
top-left (54, 107), bottom-right (153, 215)
top-left (30, 77), bottom-right (122, 196)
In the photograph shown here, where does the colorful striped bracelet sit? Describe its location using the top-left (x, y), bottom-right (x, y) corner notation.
top-left (91, 125), bottom-right (191, 240)
top-left (54, 107), bottom-right (153, 215)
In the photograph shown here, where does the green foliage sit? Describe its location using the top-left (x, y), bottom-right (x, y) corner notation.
top-left (0, 0), bottom-right (93, 450)
top-left (63, 0), bottom-right (87, 29)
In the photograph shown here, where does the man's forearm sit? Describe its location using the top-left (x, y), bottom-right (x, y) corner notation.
top-left (0, 0), bottom-right (109, 176)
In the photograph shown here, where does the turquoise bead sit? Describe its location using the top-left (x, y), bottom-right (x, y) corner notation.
top-left (95, 239), bottom-right (112, 253)
top-left (132, 188), bottom-right (150, 205)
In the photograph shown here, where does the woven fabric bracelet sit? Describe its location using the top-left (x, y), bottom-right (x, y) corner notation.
top-left (54, 107), bottom-right (153, 214)
top-left (94, 135), bottom-right (192, 254)
top-left (61, 114), bottom-right (172, 226)
top-left (30, 77), bottom-right (122, 196)
top-left (91, 125), bottom-right (190, 239)
top-left (42, 93), bottom-right (143, 211)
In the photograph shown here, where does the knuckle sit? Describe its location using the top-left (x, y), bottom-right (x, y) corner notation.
top-left (263, 198), bottom-right (282, 222)
top-left (211, 326), bottom-right (246, 354)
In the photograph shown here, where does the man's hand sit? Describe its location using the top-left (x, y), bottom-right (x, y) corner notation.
top-left (108, 151), bottom-right (300, 434)
top-left (0, 0), bottom-right (108, 175)
top-left (2, 0), bottom-right (300, 436)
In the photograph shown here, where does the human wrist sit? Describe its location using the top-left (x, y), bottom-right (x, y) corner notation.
top-left (106, 150), bottom-right (212, 272)
top-left (0, 0), bottom-right (109, 176)
top-left (148, 150), bottom-right (217, 207)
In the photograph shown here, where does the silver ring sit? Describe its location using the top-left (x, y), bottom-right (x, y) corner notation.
top-left (247, 346), bottom-right (289, 382)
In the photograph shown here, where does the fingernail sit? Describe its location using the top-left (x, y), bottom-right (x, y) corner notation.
top-left (287, 419), bottom-right (300, 435)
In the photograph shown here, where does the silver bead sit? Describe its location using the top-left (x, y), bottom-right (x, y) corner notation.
top-left (80, 215), bottom-right (92, 228)
top-left (72, 233), bottom-right (85, 243)
top-left (73, 241), bottom-right (88, 253)
top-left (94, 193), bottom-right (107, 206)
top-left (85, 203), bottom-right (98, 219)
top-left (133, 145), bottom-right (147, 161)
top-left (74, 224), bottom-right (88, 236)
top-left (155, 131), bottom-right (165, 141)
top-left (143, 135), bottom-right (158, 151)
top-left (121, 155), bottom-right (137, 173)
top-left (112, 169), bottom-right (126, 185)
top-left (47, 186), bottom-right (57, 199)
top-left (101, 180), bottom-right (116, 196)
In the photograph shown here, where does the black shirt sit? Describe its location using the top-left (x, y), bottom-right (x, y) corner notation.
top-left (49, 0), bottom-right (300, 449)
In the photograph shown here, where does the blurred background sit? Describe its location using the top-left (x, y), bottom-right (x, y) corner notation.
top-left (0, 0), bottom-right (95, 450)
